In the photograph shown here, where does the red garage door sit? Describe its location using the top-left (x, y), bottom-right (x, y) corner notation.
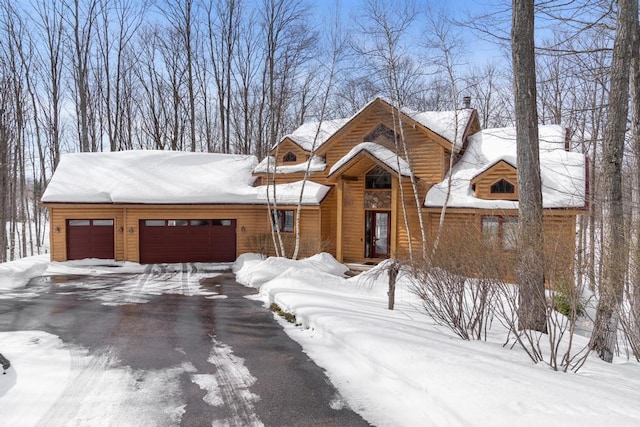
top-left (139, 219), bottom-right (236, 264)
top-left (66, 219), bottom-right (115, 260)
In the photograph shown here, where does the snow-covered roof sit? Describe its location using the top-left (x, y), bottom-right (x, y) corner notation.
top-left (425, 125), bottom-right (586, 209)
top-left (42, 150), bottom-right (329, 205)
top-left (405, 108), bottom-right (474, 150)
top-left (254, 156), bottom-right (326, 174)
top-left (281, 118), bottom-right (350, 152)
top-left (255, 180), bottom-right (331, 205)
top-left (280, 98), bottom-right (475, 155)
top-left (328, 142), bottom-right (412, 177)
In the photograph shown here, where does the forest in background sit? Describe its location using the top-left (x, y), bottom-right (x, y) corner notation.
top-left (0, 0), bottom-right (631, 304)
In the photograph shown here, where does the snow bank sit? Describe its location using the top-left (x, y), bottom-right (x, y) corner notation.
top-left (237, 255), bottom-right (640, 427)
top-left (235, 253), bottom-right (348, 288)
top-left (0, 331), bottom-right (72, 425)
top-left (0, 254), bottom-right (50, 290)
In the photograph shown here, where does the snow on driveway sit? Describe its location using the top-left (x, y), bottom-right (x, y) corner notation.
top-left (0, 331), bottom-right (187, 426)
top-left (0, 259), bottom-right (263, 426)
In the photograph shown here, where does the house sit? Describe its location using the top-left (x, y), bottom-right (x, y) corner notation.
top-left (42, 98), bottom-right (586, 284)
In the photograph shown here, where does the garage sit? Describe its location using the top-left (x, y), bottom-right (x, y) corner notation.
top-left (139, 219), bottom-right (237, 263)
top-left (66, 219), bottom-right (115, 260)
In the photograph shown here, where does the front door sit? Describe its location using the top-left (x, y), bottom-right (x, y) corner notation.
top-left (365, 211), bottom-right (390, 258)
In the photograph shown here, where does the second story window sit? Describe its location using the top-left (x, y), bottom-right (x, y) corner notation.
top-left (490, 179), bottom-right (515, 194)
top-left (283, 152), bottom-right (297, 163)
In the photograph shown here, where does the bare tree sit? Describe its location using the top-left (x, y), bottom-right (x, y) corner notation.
top-left (64, 0), bottom-right (99, 152)
top-left (292, 2), bottom-right (345, 260)
top-left (589, 0), bottom-right (636, 362)
top-left (162, 0), bottom-right (198, 152)
top-left (512, 0), bottom-right (546, 332)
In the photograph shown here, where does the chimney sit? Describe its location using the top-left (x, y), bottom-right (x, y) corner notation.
top-left (462, 96), bottom-right (471, 109)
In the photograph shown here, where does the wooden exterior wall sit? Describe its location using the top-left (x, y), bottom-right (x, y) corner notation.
top-left (47, 203), bottom-right (321, 263)
top-left (48, 205), bottom-right (126, 262)
top-left (425, 209), bottom-right (578, 286)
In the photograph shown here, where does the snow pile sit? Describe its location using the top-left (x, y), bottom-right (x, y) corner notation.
top-left (238, 256), bottom-right (640, 427)
top-left (235, 253), bottom-right (348, 288)
top-left (426, 125), bottom-right (586, 209)
top-left (0, 254), bottom-right (50, 290)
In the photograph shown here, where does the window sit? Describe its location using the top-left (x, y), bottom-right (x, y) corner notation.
top-left (365, 166), bottom-right (392, 189)
top-left (363, 124), bottom-right (396, 145)
top-left (482, 216), bottom-right (518, 250)
top-left (283, 152), bottom-right (297, 162)
top-left (272, 210), bottom-right (294, 232)
top-left (490, 179), bottom-right (515, 194)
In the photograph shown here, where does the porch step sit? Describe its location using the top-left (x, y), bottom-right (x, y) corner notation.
top-left (344, 262), bottom-right (376, 276)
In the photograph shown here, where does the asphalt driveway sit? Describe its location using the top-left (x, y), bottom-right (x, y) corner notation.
top-left (0, 264), bottom-right (369, 426)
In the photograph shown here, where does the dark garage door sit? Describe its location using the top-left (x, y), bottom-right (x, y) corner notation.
top-left (139, 219), bottom-right (237, 264)
top-left (67, 219), bottom-right (115, 260)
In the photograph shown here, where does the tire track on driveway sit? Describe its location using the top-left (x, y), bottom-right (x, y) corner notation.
top-left (194, 337), bottom-right (263, 427)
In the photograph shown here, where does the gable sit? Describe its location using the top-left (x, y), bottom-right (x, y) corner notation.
top-left (327, 142), bottom-right (411, 181)
top-left (316, 98), bottom-right (457, 159)
top-left (471, 160), bottom-right (519, 201)
top-left (270, 138), bottom-right (310, 163)
top-left (315, 99), bottom-right (455, 183)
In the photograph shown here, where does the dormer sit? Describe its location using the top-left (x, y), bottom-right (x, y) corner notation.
top-left (470, 159), bottom-right (519, 201)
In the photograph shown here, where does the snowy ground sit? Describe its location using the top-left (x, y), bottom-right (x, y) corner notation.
top-left (235, 253), bottom-right (640, 426)
top-left (2, 254), bottom-right (640, 426)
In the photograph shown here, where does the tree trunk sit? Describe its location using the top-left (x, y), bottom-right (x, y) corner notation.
top-left (512, 0), bottom-right (546, 332)
top-left (630, 3), bottom-right (640, 347)
top-left (589, 0), bottom-right (636, 362)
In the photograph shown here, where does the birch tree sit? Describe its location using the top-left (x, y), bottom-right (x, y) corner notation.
top-left (355, 0), bottom-right (427, 262)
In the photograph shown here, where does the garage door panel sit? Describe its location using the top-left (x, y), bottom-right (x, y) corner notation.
top-left (139, 219), bottom-right (236, 263)
top-left (67, 219), bottom-right (114, 260)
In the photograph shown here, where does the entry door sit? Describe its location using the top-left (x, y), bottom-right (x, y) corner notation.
top-left (366, 211), bottom-right (390, 258)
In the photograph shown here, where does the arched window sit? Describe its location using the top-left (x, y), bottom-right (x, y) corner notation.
top-left (283, 152), bottom-right (297, 162)
top-left (490, 179), bottom-right (515, 194)
top-left (365, 166), bottom-right (392, 189)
